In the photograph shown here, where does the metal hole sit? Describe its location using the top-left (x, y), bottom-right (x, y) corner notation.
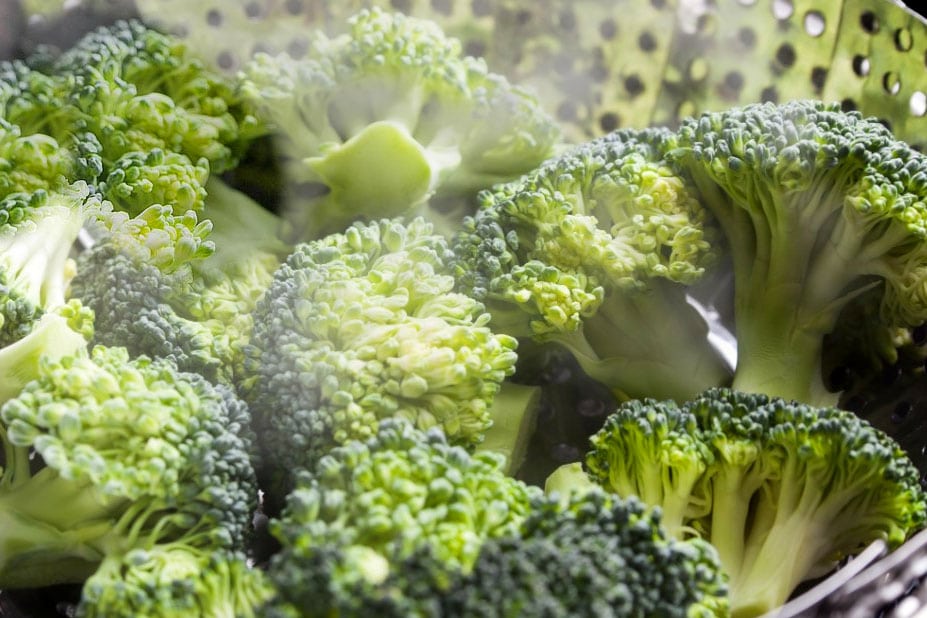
top-left (803, 11), bottom-right (826, 37)
top-left (883, 72), bottom-right (902, 96)
top-left (860, 11), bottom-right (879, 34)
top-left (852, 55), bottom-right (870, 77)
top-left (895, 28), bottom-right (914, 52)
top-left (910, 92), bottom-right (927, 117)
top-left (206, 9), bottom-right (222, 27)
top-left (772, 0), bottom-right (794, 20)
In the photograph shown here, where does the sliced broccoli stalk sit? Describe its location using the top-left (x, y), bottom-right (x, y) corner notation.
top-left (238, 7), bottom-right (559, 242)
top-left (0, 308), bottom-right (91, 405)
top-left (0, 345), bottom-right (258, 589)
top-left (0, 184), bottom-right (100, 313)
top-left (668, 100), bottom-right (927, 405)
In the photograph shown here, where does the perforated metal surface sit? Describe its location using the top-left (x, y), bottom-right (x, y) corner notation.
top-left (120, 0), bottom-right (927, 145)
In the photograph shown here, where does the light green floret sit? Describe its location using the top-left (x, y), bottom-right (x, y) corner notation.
top-left (238, 7), bottom-right (560, 241)
top-left (99, 149), bottom-right (210, 217)
top-left (667, 99), bottom-right (927, 405)
top-left (0, 345), bottom-right (258, 589)
top-left (453, 127), bottom-right (730, 402)
top-left (78, 546), bottom-right (273, 618)
top-left (243, 216), bottom-right (520, 497)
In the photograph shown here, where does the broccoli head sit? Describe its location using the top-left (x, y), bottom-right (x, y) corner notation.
top-left (667, 99), bottom-right (927, 405)
top-left (262, 418), bottom-right (541, 618)
top-left (446, 489), bottom-right (729, 618)
top-left (77, 547), bottom-right (272, 618)
top-left (452, 126), bottom-right (730, 402)
top-left (0, 345), bottom-right (258, 589)
top-left (238, 7), bottom-right (560, 241)
top-left (243, 216), bottom-right (519, 496)
top-left (69, 179), bottom-right (285, 385)
top-left (568, 387), bottom-right (927, 617)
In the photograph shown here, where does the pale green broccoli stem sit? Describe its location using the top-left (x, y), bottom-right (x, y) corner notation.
top-left (702, 453), bottom-right (776, 587)
top-left (0, 469), bottom-right (121, 586)
top-left (544, 462), bottom-right (598, 503)
top-left (0, 312), bottom-right (88, 403)
top-left (687, 164), bottom-right (869, 405)
top-left (722, 474), bottom-right (847, 617)
top-left (474, 381), bottom-right (542, 476)
top-left (547, 282), bottom-right (732, 402)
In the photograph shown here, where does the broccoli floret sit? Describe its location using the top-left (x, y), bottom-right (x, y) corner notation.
top-left (238, 7), bottom-right (559, 241)
top-left (262, 418), bottom-right (541, 618)
top-left (243, 216), bottom-right (520, 498)
top-left (69, 179), bottom-right (285, 385)
top-left (446, 489), bottom-right (729, 618)
top-left (0, 345), bottom-right (258, 589)
top-left (667, 99), bottom-right (927, 405)
top-left (98, 148), bottom-right (210, 216)
top-left (570, 387), bottom-right (927, 616)
top-left (0, 60), bottom-right (76, 139)
top-left (0, 117), bottom-right (75, 200)
top-left (56, 19), bottom-right (257, 176)
top-left (452, 126), bottom-right (731, 403)
top-left (77, 547), bottom-right (273, 618)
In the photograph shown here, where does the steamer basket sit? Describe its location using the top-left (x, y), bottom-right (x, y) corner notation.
top-left (4, 0), bottom-right (927, 615)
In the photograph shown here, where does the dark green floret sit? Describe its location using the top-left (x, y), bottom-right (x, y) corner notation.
top-left (262, 418), bottom-right (540, 618)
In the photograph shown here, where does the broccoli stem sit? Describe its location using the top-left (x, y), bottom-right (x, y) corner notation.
top-left (474, 381), bottom-right (542, 475)
top-left (688, 161), bottom-right (868, 405)
top-left (0, 469), bottom-right (123, 587)
top-left (300, 120), bottom-right (436, 238)
top-left (548, 281), bottom-right (732, 402)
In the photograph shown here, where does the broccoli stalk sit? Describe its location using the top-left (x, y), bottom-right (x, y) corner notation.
top-left (475, 381), bottom-right (542, 476)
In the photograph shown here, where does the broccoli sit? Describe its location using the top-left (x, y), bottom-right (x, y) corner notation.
top-left (238, 7), bottom-right (560, 241)
top-left (54, 19), bottom-right (258, 178)
top-left (667, 100), bottom-right (927, 405)
top-left (77, 547), bottom-right (273, 618)
top-left (68, 178), bottom-right (286, 385)
top-left (0, 184), bottom-right (98, 401)
top-left (0, 345), bottom-right (258, 589)
top-left (261, 418), bottom-right (541, 618)
top-left (445, 489), bottom-right (729, 618)
top-left (242, 216), bottom-right (522, 498)
top-left (0, 117), bottom-right (73, 199)
top-left (452, 126), bottom-right (732, 403)
top-left (550, 388), bottom-right (927, 617)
